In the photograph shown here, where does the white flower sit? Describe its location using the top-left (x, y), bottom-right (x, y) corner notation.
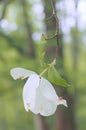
top-left (10, 68), bottom-right (67, 116)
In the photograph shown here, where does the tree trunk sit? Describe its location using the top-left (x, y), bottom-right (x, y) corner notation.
top-left (56, 88), bottom-right (76, 130)
top-left (55, 34), bottom-right (77, 130)
top-left (21, 0), bottom-right (35, 57)
top-left (43, 0), bottom-right (77, 130)
top-left (34, 115), bottom-right (49, 130)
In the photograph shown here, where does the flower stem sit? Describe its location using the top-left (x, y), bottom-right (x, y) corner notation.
top-left (39, 58), bottom-right (56, 77)
top-left (39, 67), bottom-right (49, 77)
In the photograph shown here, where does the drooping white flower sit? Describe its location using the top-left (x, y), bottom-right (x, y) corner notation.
top-left (10, 67), bottom-right (67, 116)
top-left (10, 68), bottom-right (36, 80)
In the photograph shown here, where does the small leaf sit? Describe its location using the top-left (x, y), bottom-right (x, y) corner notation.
top-left (41, 34), bottom-right (47, 43)
top-left (47, 66), bottom-right (69, 87)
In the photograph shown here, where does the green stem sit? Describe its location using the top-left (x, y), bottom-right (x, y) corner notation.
top-left (39, 58), bottom-right (56, 77)
top-left (39, 67), bottom-right (49, 77)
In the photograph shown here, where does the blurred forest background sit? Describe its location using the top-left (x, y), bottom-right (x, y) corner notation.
top-left (0, 0), bottom-right (86, 130)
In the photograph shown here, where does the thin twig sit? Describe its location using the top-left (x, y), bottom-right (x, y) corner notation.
top-left (44, 0), bottom-right (59, 41)
top-left (45, 14), bottom-right (53, 21)
top-left (50, 0), bottom-right (59, 35)
top-left (45, 33), bottom-right (57, 40)
top-left (45, 0), bottom-right (60, 57)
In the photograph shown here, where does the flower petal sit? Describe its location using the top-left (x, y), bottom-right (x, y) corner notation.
top-left (57, 97), bottom-right (68, 107)
top-left (40, 78), bottom-right (67, 108)
top-left (29, 87), bottom-right (41, 114)
top-left (32, 86), bottom-right (57, 116)
top-left (39, 96), bottom-right (57, 116)
top-left (10, 68), bottom-right (36, 80)
top-left (23, 74), bottom-right (40, 113)
top-left (40, 77), bottom-right (58, 105)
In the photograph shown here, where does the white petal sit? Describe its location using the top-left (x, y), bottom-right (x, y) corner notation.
top-left (39, 96), bottom-right (57, 116)
top-left (32, 86), bottom-right (57, 116)
top-left (29, 87), bottom-right (41, 114)
top-left (10, 68), bottom-right (36, 80)
top-left (23, 74), bottom-right (40, 112)
top-left (57, 98), bottom-right (68, 107)
top-left (40, 77), bottom-right (58, 105)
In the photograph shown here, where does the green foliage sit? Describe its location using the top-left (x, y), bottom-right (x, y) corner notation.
top-left (47, 65), bottom-right (69, 87)
top-left (41, 34), bottom-right (47, 43)
top-left (0, 0), bottom-right (86, 130)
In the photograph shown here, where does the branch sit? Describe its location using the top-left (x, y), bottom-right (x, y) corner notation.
top-left (50, 0), bottom-right (59, 35)
top-left (45, 33), bottom-right (57, 40)
top-left (44, 0), bottom-right (59, 42)
top-left (44, 0), bottom-right (60, 58)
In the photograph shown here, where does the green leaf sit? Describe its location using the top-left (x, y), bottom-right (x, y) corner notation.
top-left (47, 66), bottom-right (69, 87)
top-left (41, 34), bottom-right (47, 43)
